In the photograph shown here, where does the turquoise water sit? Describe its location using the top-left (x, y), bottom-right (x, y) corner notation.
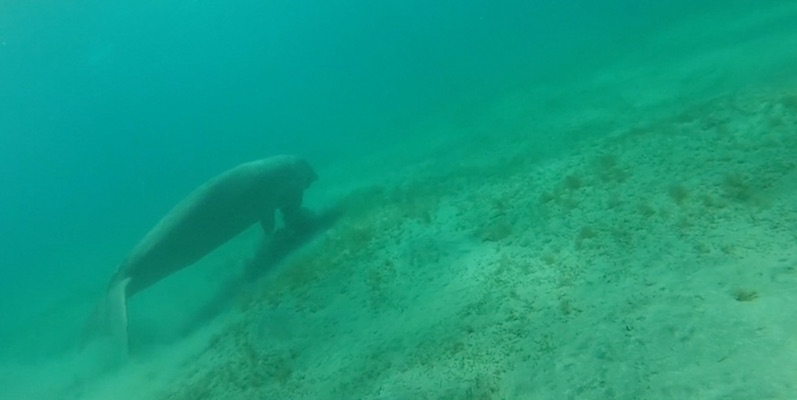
top-left (2, 1), bottom-right (797, 399)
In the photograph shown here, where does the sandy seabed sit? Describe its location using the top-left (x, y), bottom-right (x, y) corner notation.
top-left (147, 90), bottom-right (797, 400)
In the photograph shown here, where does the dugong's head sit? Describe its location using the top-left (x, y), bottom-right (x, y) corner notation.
top-left (292, 157), bottom-right (318, 189)
top-left (260, 154), bottom-right (318, 190)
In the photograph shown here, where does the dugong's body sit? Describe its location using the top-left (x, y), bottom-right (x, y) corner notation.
top-left (100, 155), bottom-right (317, 351)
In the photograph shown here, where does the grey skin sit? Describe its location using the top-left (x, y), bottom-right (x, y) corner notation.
top-left (99, 155), bottom-right (317, 353)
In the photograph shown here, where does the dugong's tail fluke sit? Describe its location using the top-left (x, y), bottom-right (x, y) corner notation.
top-left (78, 276), bottom-right (131, 364)
top-left (106, 276), bottom-right (131, 356)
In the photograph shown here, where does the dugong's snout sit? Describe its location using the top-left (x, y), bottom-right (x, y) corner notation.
top-left (296, 158), bottom-right (318, 188)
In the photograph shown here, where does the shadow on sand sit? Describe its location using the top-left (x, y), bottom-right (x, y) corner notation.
top-left (160, 203), bottom-right (346, 346)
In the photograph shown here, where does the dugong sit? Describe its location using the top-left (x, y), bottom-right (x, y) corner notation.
top-left (96, 155), bottom-right (317, 353)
